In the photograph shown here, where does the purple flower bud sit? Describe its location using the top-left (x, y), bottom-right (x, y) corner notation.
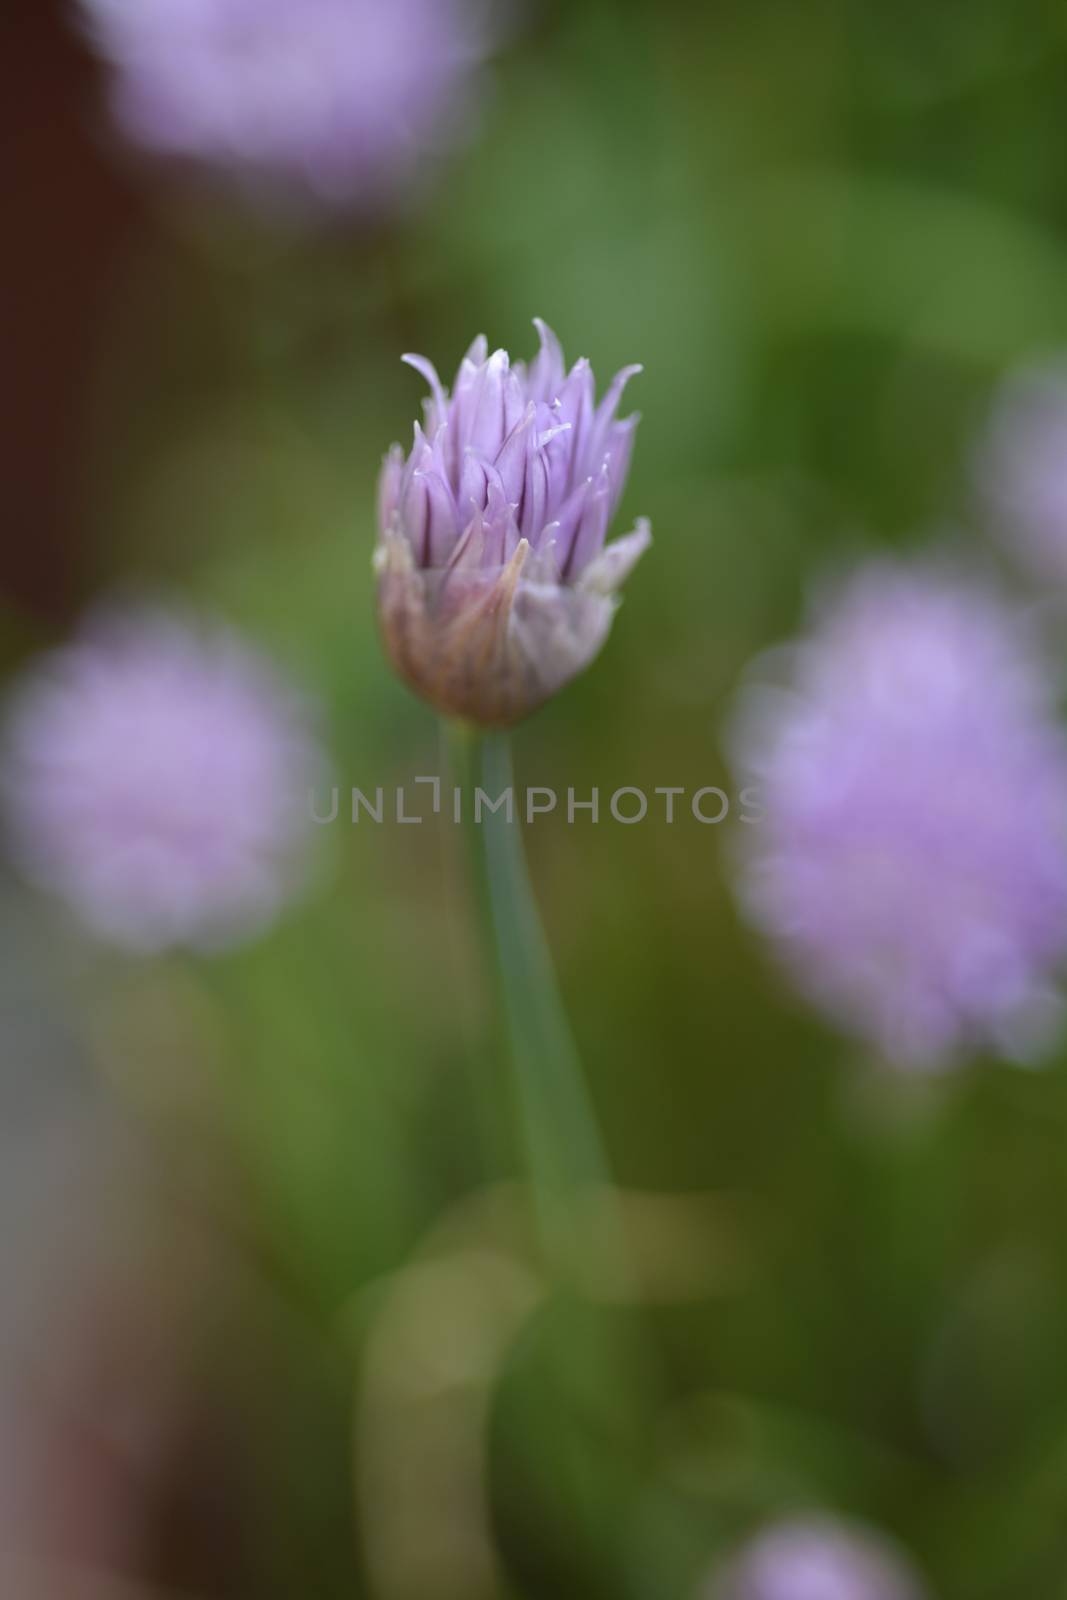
top-left (78, 0), bottom-right (492, 212)
top-left (730, 562), bottom-right (1067, 1066)
top-left (709, 1517), bottom-right (928, 1600)
top-left (376, 321), bottom-right (651, 726)
top-left (1, 606), bottom-right (326, 952)
top-left (975, 358), bottom-right (1067, 586)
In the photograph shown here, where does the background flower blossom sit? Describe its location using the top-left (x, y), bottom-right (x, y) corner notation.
top-left (1, 606), bottom-right (325, 953)
top-left (975, 358), bottom-right (1067, 586)
top-left (376, 320), bottom-right (651, 725)
top-left (708, 1516), bottom-right (928, 1600)
top-left (730, 562), bottom-right (1067, 1066)
top-left (78, 0), bottom-right (492, 211)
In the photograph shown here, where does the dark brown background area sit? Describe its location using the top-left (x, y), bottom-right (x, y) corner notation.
top-left (2, 1), bottom-right (141, 623)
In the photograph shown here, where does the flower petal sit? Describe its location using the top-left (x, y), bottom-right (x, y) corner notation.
top-left (578, 519), bottom-right (652, 595)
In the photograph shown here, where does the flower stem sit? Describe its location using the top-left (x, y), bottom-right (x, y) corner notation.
top-left (445, 721), bottom-right (628, 1285)
top-left (444, 722), bottom-right (657, 1564)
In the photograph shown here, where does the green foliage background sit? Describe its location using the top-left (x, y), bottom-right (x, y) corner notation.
top-left (10, 1), bottom-right (1067, 1595)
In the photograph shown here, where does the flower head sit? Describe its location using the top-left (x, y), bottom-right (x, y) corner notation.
top-left (709, 1517), bottom-right (927, 1600)
top-left (376, 320), bottom-right (651, 726)
top-left (730, 561), bottom-right (1067, 1066)
top-left (78, 0), bottom-right (491, 212)
top-left (975, 357), bottom-right (1067, 586)
top-left (1, 605), bottom-right (325, 952)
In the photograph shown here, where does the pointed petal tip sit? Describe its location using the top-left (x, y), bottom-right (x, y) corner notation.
top-left (402, 353), bottom-right (449, 417)
top-left (611, 363), bottom-right (644, 392)
top-left (506, 537), bottom-right (531, 578)
top-left (487, 536), bottom-right (530, 606)
top-left (577, 519), bottom-right (652, 596)
top-left (625, 517), bottom-right (653, 552)
top-left (535, 422), bottom-right (572, 449)
top-left (458, 334), bottom-right (490, 372)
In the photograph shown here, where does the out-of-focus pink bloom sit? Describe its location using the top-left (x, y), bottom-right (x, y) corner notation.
top-left (709, 1516), bottom-right (928, 1600)
top-left (376, 320), bottom-right (650, 725)
top-left (1, 606), bottom-right (325, 953)
top-left (78, 0), bottom-right (492, 212)
top-left (975, 359), bottom-right (1067, 586)
top-left (730, 561), bottom-right (1067, 1066)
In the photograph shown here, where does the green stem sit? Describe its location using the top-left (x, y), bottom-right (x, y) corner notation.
top-left (444, 722), bottom-right (658, 1570)
top-left (444, 722), bottom-right (628, 1285)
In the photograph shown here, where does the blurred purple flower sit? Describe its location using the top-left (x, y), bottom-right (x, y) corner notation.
top-left (376, 320), bottom-right (651, 725)
top-left (731, 562), bottom-right (1067, 1066)
top-left (1, 606), bottom-right (325, 952)
top-left (975, 358), bottom-right (1067, 586)
top-left (79, 0), bottom-right (492, 211)
top-left (710, 1517), bottom-right (927, 1600)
